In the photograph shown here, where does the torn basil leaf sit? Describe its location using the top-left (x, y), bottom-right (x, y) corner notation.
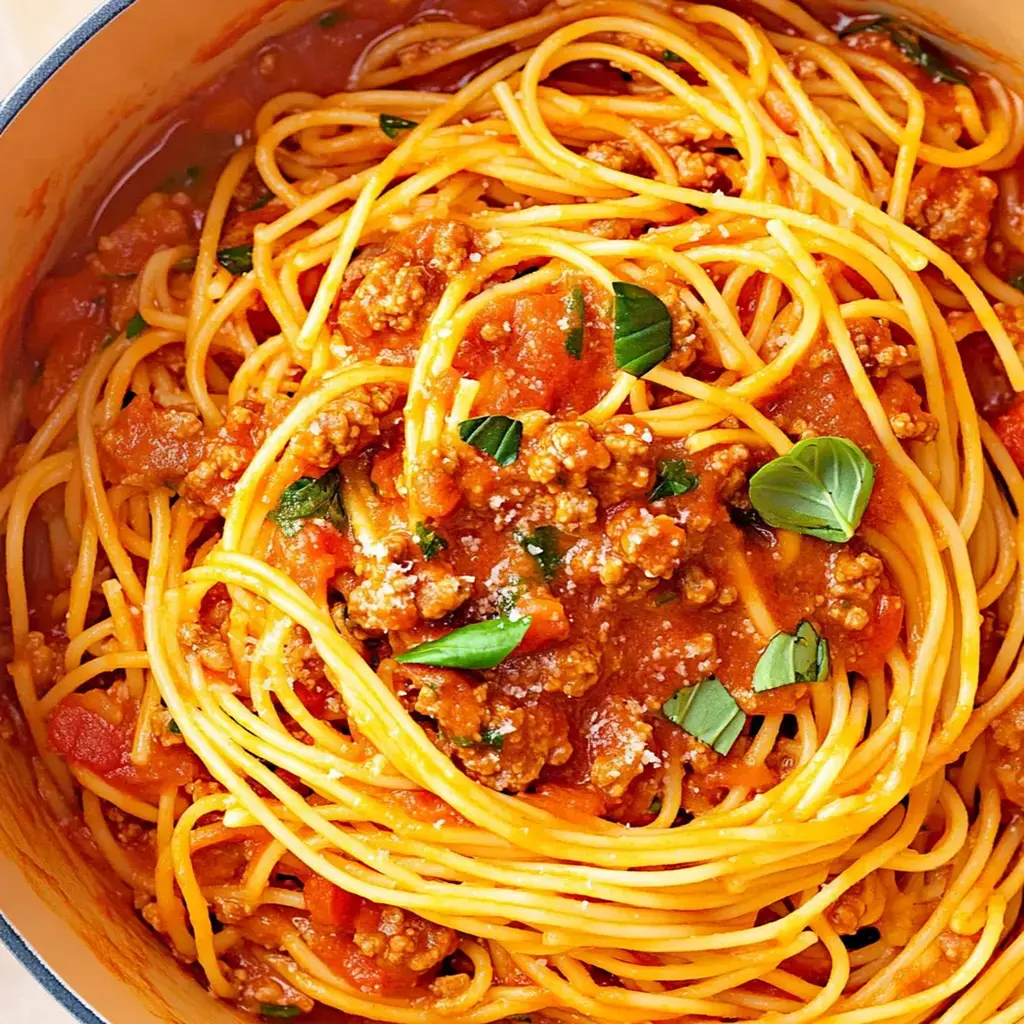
top-left (662, 676), bottom-right (745, 755)
top-left (564, 285), bottom-right (585, 359)
top-left (748, 436), bottom-right (874, 543)
top-left (414, 523), bottom-right (448, 561)
top-left (395, 615), bottom-right (532, 669)
top-left (268, 467), bottom-right (346, 538)
top-left (259, 1007), bottom-right (302, 1019)
top-left (662, 49), bottom-right (684, 62)
top-left (753, 620), bottom-right (830, 692)
top-left (379, 114), bottom-right (419, 139)
top-left (517, 526), bottom-right (562, 581)
top-left (126, 312), bottom-right (147, 339)
top-left (838, 16), bottom-right (965, 84)
top-left (217, 244), bottom-right (254, 275)
top-left (650, 459), bottom-right (699, 501)
top-left (458, 415), bottom-right (522, 466)
top-left (613, 281), bottom-right (673, 377)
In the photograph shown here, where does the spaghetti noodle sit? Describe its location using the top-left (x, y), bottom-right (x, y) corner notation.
top-left (6, 0), bottom-right (1024, 1021)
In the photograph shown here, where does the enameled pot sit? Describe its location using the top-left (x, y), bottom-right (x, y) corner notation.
top-left (0, 1), bottom-right (1021, 1021)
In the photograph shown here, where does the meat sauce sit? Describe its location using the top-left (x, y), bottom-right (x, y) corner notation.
top-left (13, 0), bottom-right (1010, 1005)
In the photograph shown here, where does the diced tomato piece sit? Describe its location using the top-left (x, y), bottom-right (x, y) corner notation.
top-left (26, 320), bottom-right (108, 429)
top-left (524, 783), bottom-right (607, 822)
top-left (311, 933), bottom-right (413, 994)
top-left (847, 592), bottom-right (904, 676)
top-left (514, 594), bottom-right (570, 653)
top-left (994, 396), bottom-right (1024, 472)
top-left (48, 692), bottom-right (200, 801)
top-left (269, 521), bottom-right (353, 603)
top-left (26, 268), bottom-right (107, 358)
top-left (304, 876), bottom-right (362, 931)
top-left (370, 446), bottom-right (405, 500)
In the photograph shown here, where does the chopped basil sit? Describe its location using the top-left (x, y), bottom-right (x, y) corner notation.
top-left (654, 591), bottom-right (678, 607)
top-left (167, 719), bottom-right (181, 735)
top-left (662, 49), bottom-right (684, 62)
top-left (379, 114), bottom-right (419, 139)
top-left (268, 467), bottom-right (346, 538)
top-left (414, 523), bottom-right (448, 561)
top-left (613, 281), bottom-right (673, 377)
top-left (451, 727), bottom-right (506, 750)
top-left (217, 244), bottom-right (254, 275)
top-left (248, 192), bottom-right (274, 211)
top-left (753, 620), bottom-right (830, 692)
top-left (259, 1007), bottom-right (302, 1019)
top-left (173, 256), bottom-right (197, 272)
top-left (564, 285), bottom-right (585, 359)
top-left (126, 312), bottom-right (147, 339)
top-left (748, 436), bottom-right (874, 543)
top-left (1009, 273), bottom-right (1024, 293)
top-left (662, 676), bottom-right (745, 756)
top-left (318, 10), bottom-right (349, 28)
top-left (458, 415), bottom-right (522, 466)
top-left (395, 615), bottom-right (532, 669)
top-left (650, 459), bottom-right (699, 501)
top-left (517, 526), bottom-right (562, 581)
top-left (101, 333), bottom-right (116, 348)
top-left (838, 16), bottom-right (965, 84)
top-left (496, 581), bottom-right (526, 615)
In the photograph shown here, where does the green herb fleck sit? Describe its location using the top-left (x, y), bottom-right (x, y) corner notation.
top-left (259, 1007), bottom-right (302, 1019)
top-left (268, 467), bottom-right (346, 538)
top-left (753, 619), bottom-right (830, 692)
top-left (662, 676), bottom-right (745, 755)
top-left (217, 244), bottom-right (254, 275)
top-left (564, 285), bottom-right (585, 359)
top-left (517, 526), bottom-right (562, 581)
top-left (613, 281), bottom-right (673, 377)
top-left (748, 436), bottom-right (875, 543)
top-left (654, 591), bottom-right (678, 607)
top-left (414, 523), bottom-right (448, 561)
top-left (126, 312), bottom-right (147, 339)
top-left (29, 362), bottom-right (44, 386)
top-left (167, 719), bottom-right (181, 735)
top-left (662, 50), bottom-right (684, 62)
top-left (248, 192), bottom-right (274, 211)
top-left (379, 114), bottom-right (419, 139)
top-left (650, 460), bottom-right (699, 501)
top-left (395, 615), bottom-right (532, 670)
top-left (173, 256), bottom-right (197, 272)
top-left (458, 415), bottom-right (522, 467)
top-left (318, 10), bottom-right (349, 28)
top-left (838, 16), bottom-right (965, 84)
top-left (1009, 273), bottom-right (1024, 293)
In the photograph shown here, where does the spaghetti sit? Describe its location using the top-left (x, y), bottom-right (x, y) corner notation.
top-left (6, 0), bottom-right (1024, 1021)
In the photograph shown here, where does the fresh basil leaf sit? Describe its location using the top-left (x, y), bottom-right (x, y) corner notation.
top-left (839, 16), bottom-right (965, 84)
top-left (259, 1007), bottom-right (302, 1019)
top-left (480, 726), bottom-right (506, 750)
top-left (613, 281), bottom-right (673, 377)
top-left (217, 244), bottom-right (254, 275)
top-left (379, 114), bottom-right (419, 139)
top-left (564, 285), bottom-right (585, 359)
top-left (268, 467), bottom-right (346, 538)
top-left (662, 676), bottom-right (745, 755)
top-left (126, 312), bottom-right (147, 339)
top-left (1009, 273), bottom-right (1024, 293)
top-left (748, 436), bottom-right (874, 543)
top-left (496, 580), bottom-right (525, 615)
top-left (458, 415), bottom-right (522, 467)
top-left (167, 719), bottom-right (181, 735)
top-left (650, 459), bottom-right (699, 501)
top-left (415, 522), bottom-right (448, 561)
top-left (753, 620), bottom-right (830, 692)
top-left (517, 526), bottom-right (562, 581)
top-left (662, 49), bottom-right (684, 62)
top-left (395, 615), bottom-right (532, 669)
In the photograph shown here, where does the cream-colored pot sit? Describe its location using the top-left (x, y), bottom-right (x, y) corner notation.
top-left (0, 1), bottom-right (1022, 1022)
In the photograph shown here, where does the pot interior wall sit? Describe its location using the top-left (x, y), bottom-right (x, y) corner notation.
top-left (0, 0), bottom-right (1023, 1022)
